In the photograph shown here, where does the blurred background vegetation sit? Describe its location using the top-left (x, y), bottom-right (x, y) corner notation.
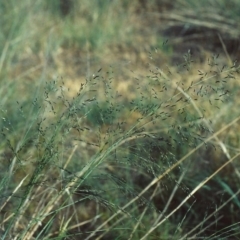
top-left (0, 0), bottom-right (240, 239)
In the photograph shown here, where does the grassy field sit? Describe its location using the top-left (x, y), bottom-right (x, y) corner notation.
top-left (0, 0), bottom-right (240, 239)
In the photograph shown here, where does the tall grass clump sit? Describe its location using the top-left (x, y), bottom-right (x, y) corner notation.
top-left (1, 48), bottom-right (240, 239)
top-left (1, 0), bottom-right (240, 239)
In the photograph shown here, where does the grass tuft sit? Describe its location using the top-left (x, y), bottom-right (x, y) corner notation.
top-left (1, 1), bottom-right (240, 239)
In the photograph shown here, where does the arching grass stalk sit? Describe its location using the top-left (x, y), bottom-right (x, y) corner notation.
top-left (86, 115), bottom-right (240, 240)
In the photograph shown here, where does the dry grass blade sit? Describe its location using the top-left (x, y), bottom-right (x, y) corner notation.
top-left (140, 151), bottom-right (240, 240)
top-left (160, 12), bottom-right (240, 38)
top-left (218, 33), bottom-right (232, 66)
top-left (152, 168), bottom-right (187, 226)
top-left (0, 174), bottom-right (28, 213)
top-left (46, 215), bottom-right (101, 239)
top-left (179, 188), bottom-right (240, 240)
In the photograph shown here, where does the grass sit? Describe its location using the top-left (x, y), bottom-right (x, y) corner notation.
top-left (1, 0), bottom-right (240, 239)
